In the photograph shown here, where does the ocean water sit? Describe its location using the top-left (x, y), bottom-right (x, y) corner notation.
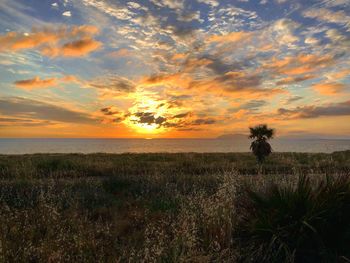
top-left (0, 138), bottom-right (350, 154)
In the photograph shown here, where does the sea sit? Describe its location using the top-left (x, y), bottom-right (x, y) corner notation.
top-left (0, 138), bottom-right (350, 154)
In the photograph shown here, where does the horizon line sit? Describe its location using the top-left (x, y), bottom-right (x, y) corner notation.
top-left (1, 136), bottom-right (350, 140)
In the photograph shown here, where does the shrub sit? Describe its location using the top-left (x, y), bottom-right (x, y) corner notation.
top-left (235, 175), bottom-right (350, 262)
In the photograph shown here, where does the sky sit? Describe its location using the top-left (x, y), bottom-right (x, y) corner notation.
top-left (0, 0), bottom-right (349, 138)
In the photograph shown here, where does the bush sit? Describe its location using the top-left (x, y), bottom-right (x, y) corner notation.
top-left (235, 175), bottom-right (350, 262)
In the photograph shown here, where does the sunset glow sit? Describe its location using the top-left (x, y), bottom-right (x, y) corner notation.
top-left (0, 0), bottom-right (349, 138)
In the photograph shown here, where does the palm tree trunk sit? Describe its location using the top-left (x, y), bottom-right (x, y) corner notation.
top-left (257, 162), bottom-right (262, 175)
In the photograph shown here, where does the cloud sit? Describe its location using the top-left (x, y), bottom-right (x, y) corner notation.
top-left (277, 100), bottom-right (350, 119)
top-left (14, 75), bottom-right (82, 90)
top-left (325, 69), bottom-right (350, 81)
top-left (14, 76), bottom-right (57, 90)
top-left (197, 0), bottom-right (219, 7)
top-left (141, 72), bottom-right (191, 89)
top-left (182, 57), bottom-right (213, 72)
top-left (321, 0), bottom-right (350, 7)
top-left (207, 31), bottom-right (252, 44)
top-left (240, 100), bottom-right (267, 110)
top-left (0, 30), bottom-right (60, 51)
top-left (166, 94), bottom-right (193, 108)
top-left (81, 0), bottom-right (134, 20)
top-left (190, 71), bottom-right (285, 98)
top-left (173, 112), bottom-right (191, 118)
top-left (0, 97), bottom-right (96, 124)
top-left (210, 6), bottom-right (261, 34)
top-left (0, 25), bottom-right (102, 57)
top-left (100, 106), bottom-right (120, 116)
top-left (177, 10), bottom-right (203, 23)
top-left (266, 53), bottom-right (335, 75)
top-left (112, 117), bottom-right (124, 123)
top-left (325, 29), bottom-right (350, 46)
top-left (2, 0), bottom-right (350, 137)
top-left (167, 24), bottom-right (199, 39)
top-left (0, 117), bottom-right (52, 127)
top-left (304, 37), bottom-right (319, 45)
top-left (132, 112), bottom-right (167, 126)
top-left (271, 18), bottom-right (299, 46)
top-left (126, 107), bottom-right (217, 130)
top-left (90, 75), bottom-right (136, 93)
top-left (312, 82), bottom-right (346, 95)
top-left (162, 116), bottom-right (217, 130)
top-left (142, 62), bottom-right (284, 99)
top-left (191, 118), bottom-right (216, 125)
top-left (127, 2), bottom-right (143, 9)
top-left (284, 95), bottom-right (303, 105)
top-left (228, 100), bottom-right (267, 114)
top-left (216, 71), bottom-right (262, 90)
top-left (303, 8), bottom-right (350, 31)
top-left (100, 106), bottom-right (127, 124)
top-left (41, 38), bottom-right (102, 57)
top-left (62, 11), bottom-right (71, 17)
top-left (276, 74), bottom-right (315, 85)
top-left (60, 38), bottom-right (101, 57)
top-left (172, 52), bottom-right (187, 61)
top-left (61, 75), bottom-right (81, 83)
top-left (150, 0), bottom-right (184, 10)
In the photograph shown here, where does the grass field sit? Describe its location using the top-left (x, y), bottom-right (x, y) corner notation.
top-left (1, 151), bottom-right (350, 262)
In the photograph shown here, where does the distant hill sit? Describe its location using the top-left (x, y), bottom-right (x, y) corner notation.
top-left (216, 134), bottom-right (249, 140)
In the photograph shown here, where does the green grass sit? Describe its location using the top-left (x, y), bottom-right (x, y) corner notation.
top-left (1, 151), bottom-right (349, 179)
top-left (0, 151), bottom-right (349, 262)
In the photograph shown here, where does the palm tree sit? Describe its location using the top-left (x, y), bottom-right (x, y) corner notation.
top-left (249, 124), bottom-right (274, 164)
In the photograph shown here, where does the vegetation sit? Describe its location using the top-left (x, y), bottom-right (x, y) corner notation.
top-left (249, 124), bottom-right (275, 164)
top-left (0, 152), bottom-right (349, 262)
top-left (235, 175), bottom-right (350, 262)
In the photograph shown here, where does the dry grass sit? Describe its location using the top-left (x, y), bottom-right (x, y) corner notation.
top-left (0, 151), bottom-right (349, 262)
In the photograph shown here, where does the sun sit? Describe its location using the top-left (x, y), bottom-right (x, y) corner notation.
top-left (124, 117), bottom-right (167, 135)
top-left (133, 122), bottom-right (164, 134)
top-left (123, 89), bottom-right (168, 135)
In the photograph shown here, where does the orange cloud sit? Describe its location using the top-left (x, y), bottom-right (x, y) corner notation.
top-left (191, 78), bottom-right (285, 98)
top-left (172, 53), bottom-right (187, 60)
top-left (61, 75), bottom-right (81, 83)
top-left (14, 77), bottom-right (57, 90)
top-left (183, 57), bottom-right (213, 72)
top-left (276, 74), bottom-right (315, 85)
top-left (190, 71), bottom-right (286, 98)
top-left (141, 73), bottom-right (192, 88)
top-left (258, 43), bottom-right (274, 52)
top-left (61, 38), bottom-right (102, 57)
top-left (207, 31), bottom-right (252, 43)
top-left (312, 82), bottom-right (345, 95)
top-left (14, 75), bottom-right (83, 90)
top-left (10, 32), bottom-right (60, 50)
top-left (232, 109), bottom-right (249, 119)
top-left (70, 25), bottom-right (100, 36)
top-left (141, 68), bottom-right (286, 99)
top-left (266, 53), bottom-right (334, 76)
top-left (325, 69), bottom-right (350, 81)
top-left (0, 25), bottom-right (102, 57)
